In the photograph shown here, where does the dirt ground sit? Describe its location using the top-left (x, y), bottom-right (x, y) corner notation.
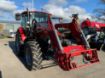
top-left (0, 38), bottom-right (105, 78)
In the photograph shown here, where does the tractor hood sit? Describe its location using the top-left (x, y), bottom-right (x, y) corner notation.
top-left (82, 20), bottom-right (105, 30)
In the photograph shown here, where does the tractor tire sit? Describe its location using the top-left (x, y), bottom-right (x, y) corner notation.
top-left (15, 31), bottom-right (23, 56)
top-left (24, 40), bottom-right (43, 71)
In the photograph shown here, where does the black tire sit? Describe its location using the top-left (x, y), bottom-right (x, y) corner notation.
top-left (15, 31), bottom-right (22, 56)
top-left (24, 40), bottom-right (43, 70)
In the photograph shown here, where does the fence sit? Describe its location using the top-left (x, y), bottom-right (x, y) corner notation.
top-left (0, 21), bottom-right (20, 32)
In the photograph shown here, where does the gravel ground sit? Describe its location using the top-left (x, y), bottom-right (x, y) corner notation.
top-left (0, 38), bottom-right (105, 78)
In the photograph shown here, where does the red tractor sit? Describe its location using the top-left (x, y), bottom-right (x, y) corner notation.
top-left (15, 10), bottom-right (99, 71)
top-left (82, 18), bottom-right (105, 50)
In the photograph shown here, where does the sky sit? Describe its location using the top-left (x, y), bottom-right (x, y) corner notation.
top-left (0, 0), bottom-right (105, 21)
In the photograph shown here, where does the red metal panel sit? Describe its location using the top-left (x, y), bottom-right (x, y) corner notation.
top-left (56, 49), bottom-right (99, 71)
top-left (18, 26), bottom-right (26, 41)
top-left (63, 45), bottom-right (85, 54)
top-left (82, 19), bottom-right (105, 30)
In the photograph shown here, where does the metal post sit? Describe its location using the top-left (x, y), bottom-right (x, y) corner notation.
top-left (0, 71), bottom-right (2, 78)
top-left (32, 0), bottom-right (34, 10)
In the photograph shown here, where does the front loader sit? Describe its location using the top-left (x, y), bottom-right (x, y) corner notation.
top-left (15, 10), bottom-right (99, 71)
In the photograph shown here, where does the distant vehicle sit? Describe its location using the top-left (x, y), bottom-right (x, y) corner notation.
top-left (82, 18), bottom-right (105, 50)
top-left (9, 29), bottom-right (15, 38)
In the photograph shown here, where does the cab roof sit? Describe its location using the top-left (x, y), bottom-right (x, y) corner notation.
top-left (21, 10), bottom-right (52, 16)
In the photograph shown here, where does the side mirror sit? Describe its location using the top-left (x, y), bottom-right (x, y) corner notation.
top-left (15, 13), bottom-right (21, 21)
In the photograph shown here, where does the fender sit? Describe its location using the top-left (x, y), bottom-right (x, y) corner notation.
top-left (18, 26), bottom-right (26, 41)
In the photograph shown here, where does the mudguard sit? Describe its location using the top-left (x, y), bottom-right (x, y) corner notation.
top-left (18, 26), bottom-right (26, 41)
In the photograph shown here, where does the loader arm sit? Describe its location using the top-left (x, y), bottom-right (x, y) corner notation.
top-left (55, 19), bottom-right (90, 48)
top-left (50, 17), bottom-right (99, 71)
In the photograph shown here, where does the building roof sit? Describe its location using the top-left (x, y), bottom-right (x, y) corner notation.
top-left (0, 20), bottom-right (20, 24)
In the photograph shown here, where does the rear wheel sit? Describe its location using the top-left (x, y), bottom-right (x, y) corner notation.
top-left (24, 40), bottom-right (43, 70)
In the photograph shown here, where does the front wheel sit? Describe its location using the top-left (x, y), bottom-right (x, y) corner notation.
top-left (15, 32), bottom-right (22, 56)
top-left (24, 40), bottom-right (43, 70)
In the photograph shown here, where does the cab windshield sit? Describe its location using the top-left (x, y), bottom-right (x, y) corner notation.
top-left (30, 12), bottom-right (49, 28)
top-left (21, 12), bottom-right (49, 28)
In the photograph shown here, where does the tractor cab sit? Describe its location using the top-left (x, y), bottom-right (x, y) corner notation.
top-left (15, 11), bottom-right (51, 40)
top-left (16, 11), bottom-right (50, 28)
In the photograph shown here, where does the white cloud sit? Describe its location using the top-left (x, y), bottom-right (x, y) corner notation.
top-left (14, 2), bottom-right (36, 14)
top-left (48, 0), bottom-right (68, 5)
top-left (65, 5), bottom-right (86, 14)
top-left (44, 4), bottom-right (66, 17)
top-left (97, 16), bottom-right (105, 23)
top-left (0, 11), bottom-right (3, 16)
top-left (0, 0), bottom-right (17, 11)
top-left (75, 0), bottom-right (87, 3)
top-left (43, 0), bottom-right (91, 22)
top-left (0, 0), bottom-right (17, 20)
top-left (44, 3), bottom-right (92, 21)
top-left (22, 2), bottom-right (33, 10)
top-left (100, 16), bottom-right (105, 19)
